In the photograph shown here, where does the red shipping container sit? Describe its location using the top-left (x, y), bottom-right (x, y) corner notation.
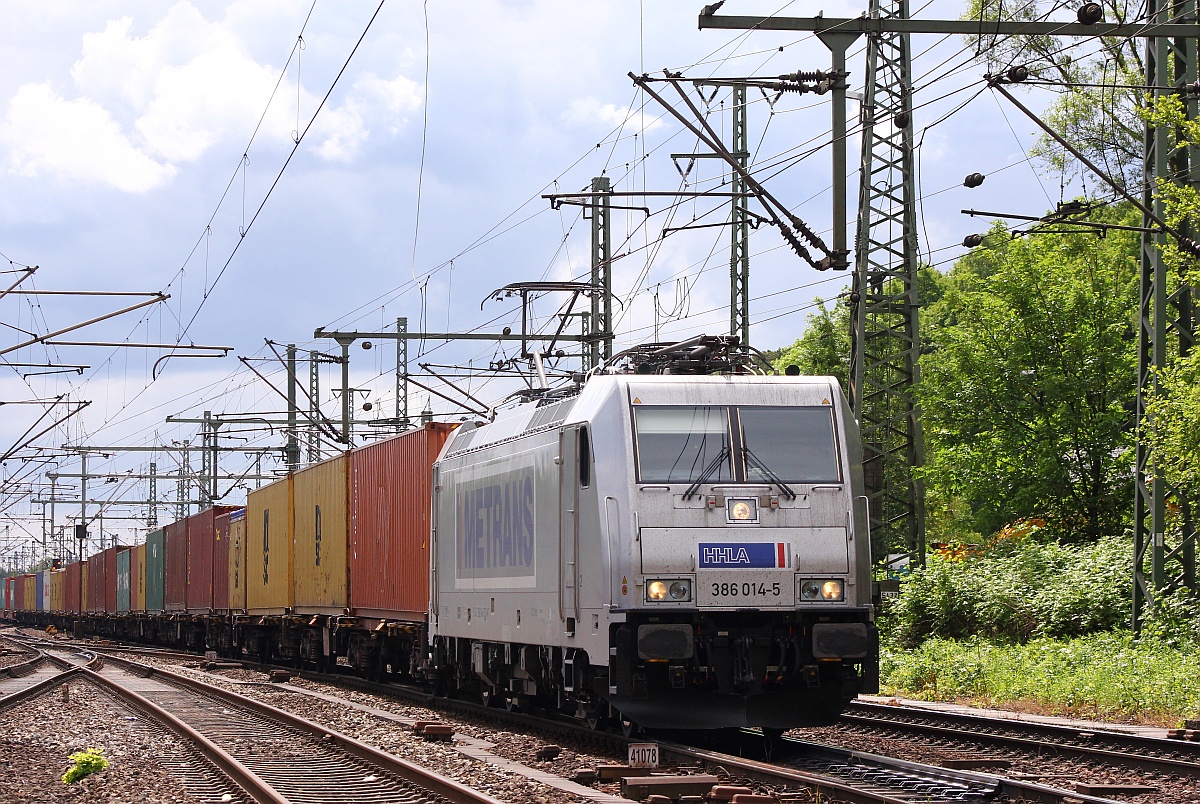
top-left (186, 506), bottom-right (236, 613)
top-left (3, 576), bottom-right (10, 611)
top-left (12, 575), bottom-right (23, 612)
top-left (86, 552), bottom-right (105, 612)
top-left (64, 561), bottom-right (81, 613)
top-left (165, 518), bottom-right (188, 611)
top-left (212, 510), bottom-right (233, 611)
top-left (103, 546), bottom-right (120, 613)
top-left (350, 423), bottom-right (454, 619)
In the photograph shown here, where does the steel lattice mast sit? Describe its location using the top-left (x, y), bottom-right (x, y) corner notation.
top-left (731, 84), bottom-right (751, 348)
top-left (849, 0), bottom-right (926, 571)
top-left (1134, 0), bottom-right (1198, 629)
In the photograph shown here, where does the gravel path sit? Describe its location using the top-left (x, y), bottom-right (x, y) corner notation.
top-left (0, 635), bottom-right (38, 669)
top-left (0, 679), bottom-right (212, 804)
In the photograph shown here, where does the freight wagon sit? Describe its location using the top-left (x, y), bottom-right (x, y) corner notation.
top-left (8, 341), bottom-right (879, 732)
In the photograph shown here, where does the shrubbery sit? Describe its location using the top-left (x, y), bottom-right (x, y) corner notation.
top-left (879, 632), bottom-right (1200, 724)
top-left (883, 533), bottom-right (1131, 648)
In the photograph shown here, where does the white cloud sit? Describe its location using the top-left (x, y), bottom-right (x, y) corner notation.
top-left (312, 72), bottom-right (423, 161)
top-left (0, 82), bottom-right (175, 192)
top-left (562, 97), bottom-right (665, 133)
top-left (135, 48), bottom-right (284, 163)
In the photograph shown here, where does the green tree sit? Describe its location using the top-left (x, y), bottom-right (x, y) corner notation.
top-left (770, 296), bottom-right (851, 388)
top-left (918, 204), bottom-right (1139, 541)
top-left (1138, 96), bottom-right (1200, 501)
top-left (962, 0), bottom-right (1145, 189)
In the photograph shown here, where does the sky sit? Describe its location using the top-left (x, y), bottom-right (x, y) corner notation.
top-left (0, 0), bottom-right (1091, 558)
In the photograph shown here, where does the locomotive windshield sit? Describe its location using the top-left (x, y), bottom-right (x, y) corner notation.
top-left (739, 406), bottom-right (841, 483)
top-left (631, 406), bottom-right (734, 483)
top-left (633, 404), bottom-right (841, 484)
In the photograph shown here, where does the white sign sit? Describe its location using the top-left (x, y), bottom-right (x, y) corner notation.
top-left (204, 650), bottom-right (218, 661)
top-left (627, 742), bottom-right (659, 768)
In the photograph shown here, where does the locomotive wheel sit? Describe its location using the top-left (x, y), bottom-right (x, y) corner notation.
top-left (504, 693), bottom-right (520, 712)
top-left (480, 686), bottom-right (495, 707)
top-left (619, 716), bottom-right (638, 737)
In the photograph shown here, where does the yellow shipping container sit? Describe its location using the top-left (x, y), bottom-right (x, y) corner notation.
top-left (49, 569), bottom-right (63, 611)
top-left (23, 575), bottom-right (36, 610)
top-left (246, 475), bottom-right (293, 613)
top-left (292, 453), bottom-right (350, 614)
top-left (228, 510), bottom-right (247, 612)
top-left (134, 543), bottom-right (146, 611)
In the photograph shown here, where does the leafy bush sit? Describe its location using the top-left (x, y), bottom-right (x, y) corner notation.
top-left (880, 632), bottom-right (1200, 725)
top-left (883, 535), bottom-right (1131, 647)
top-left (1139, 588), bottom-right (1200, 650)
top-left (62, 748), bottom-right (108, 785)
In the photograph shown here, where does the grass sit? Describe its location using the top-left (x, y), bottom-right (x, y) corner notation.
top-left (879, 631), bottom-right (1200, 727)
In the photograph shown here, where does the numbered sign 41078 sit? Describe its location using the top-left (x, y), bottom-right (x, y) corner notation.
top-left (627, 742), bottom-right (659, 768)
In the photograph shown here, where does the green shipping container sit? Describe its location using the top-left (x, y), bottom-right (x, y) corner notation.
top-left (145, 529), bottom-right (166, 611)
top-left (116, 548), bottom-right (131, 612)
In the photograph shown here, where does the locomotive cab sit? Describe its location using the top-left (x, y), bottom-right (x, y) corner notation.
top-left (428, 339), bottom-right (878, 731)
top-left (605, 375), bottom-right (877, 728)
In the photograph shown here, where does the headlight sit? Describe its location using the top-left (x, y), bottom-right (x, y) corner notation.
top-left (726, 497), bottom-right (758, 523)
top-left (799, 578), bottom-right (845, 602)
top-left (646, 579), bottom-right (691, 602)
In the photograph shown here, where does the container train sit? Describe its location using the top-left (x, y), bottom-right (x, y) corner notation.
top-left (4, 337), bottom-right (878, 731)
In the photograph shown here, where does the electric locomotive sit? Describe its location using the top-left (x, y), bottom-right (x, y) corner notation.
top-left (428, 336), bottom-right (878, 730)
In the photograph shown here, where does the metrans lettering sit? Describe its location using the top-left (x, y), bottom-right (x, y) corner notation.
top-left (456, 473), bottom-right (536, 583)
top-left (698, 542), bottom-right (789, 569)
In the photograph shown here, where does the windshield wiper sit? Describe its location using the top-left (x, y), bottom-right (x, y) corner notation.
top-left (742, 447), bottom-right (797, 500)
top-left (682, 444), bottom-right (731, 500)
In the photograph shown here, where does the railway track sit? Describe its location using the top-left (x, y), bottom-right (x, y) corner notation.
top-left (0, 634), bottom-right (96, 705)
top-left (146, 650), bottom-right (1133, 804)
top-left (2, 633), bottom-right (503, 804)
top-left (844, 699), bottom-right (1200, 781)
top-left (3, 633), bottom-right (1150, 803)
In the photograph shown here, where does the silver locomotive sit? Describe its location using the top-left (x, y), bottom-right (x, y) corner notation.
top-left (427, 337), bottom-right (878, 730)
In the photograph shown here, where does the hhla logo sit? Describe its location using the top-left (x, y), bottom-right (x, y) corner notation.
top-left (698, 542), bottom-right (789, 569)
top-left (701, 546), bottom-right (751, 564)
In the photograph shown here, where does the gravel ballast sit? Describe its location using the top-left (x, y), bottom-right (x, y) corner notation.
top-left (0, 680), bottom-right (214, 804)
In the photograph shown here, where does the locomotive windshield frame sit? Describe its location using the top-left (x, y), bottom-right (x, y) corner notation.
top-left (631, 403), bottom-right (843, 484)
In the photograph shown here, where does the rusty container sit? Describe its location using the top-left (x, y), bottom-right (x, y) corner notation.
top-left (213, 510), bottom-right (231, 611)
top-left (63, 562), bottom-right (81, 613)
top-left (145, 529), bottom-right (165, 612)
top-left (164, 518), bottom-right (188, 611)
top-left (13, 575), bottom-right (24, 611)
top-left (86, 553), bottom-right (104, 612)
top-left (132, 543), bottom-right (145, 612)
top-left (186, 506), bottom-right (236, 613)
top-left (3, 576), bottom-right (11, 611)
top-left (246, 475), bottom-right (293, 613)
top-left (293, 452), bottom-right (350, 614)
top-left (350, 423), bottom-right (454, 619)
